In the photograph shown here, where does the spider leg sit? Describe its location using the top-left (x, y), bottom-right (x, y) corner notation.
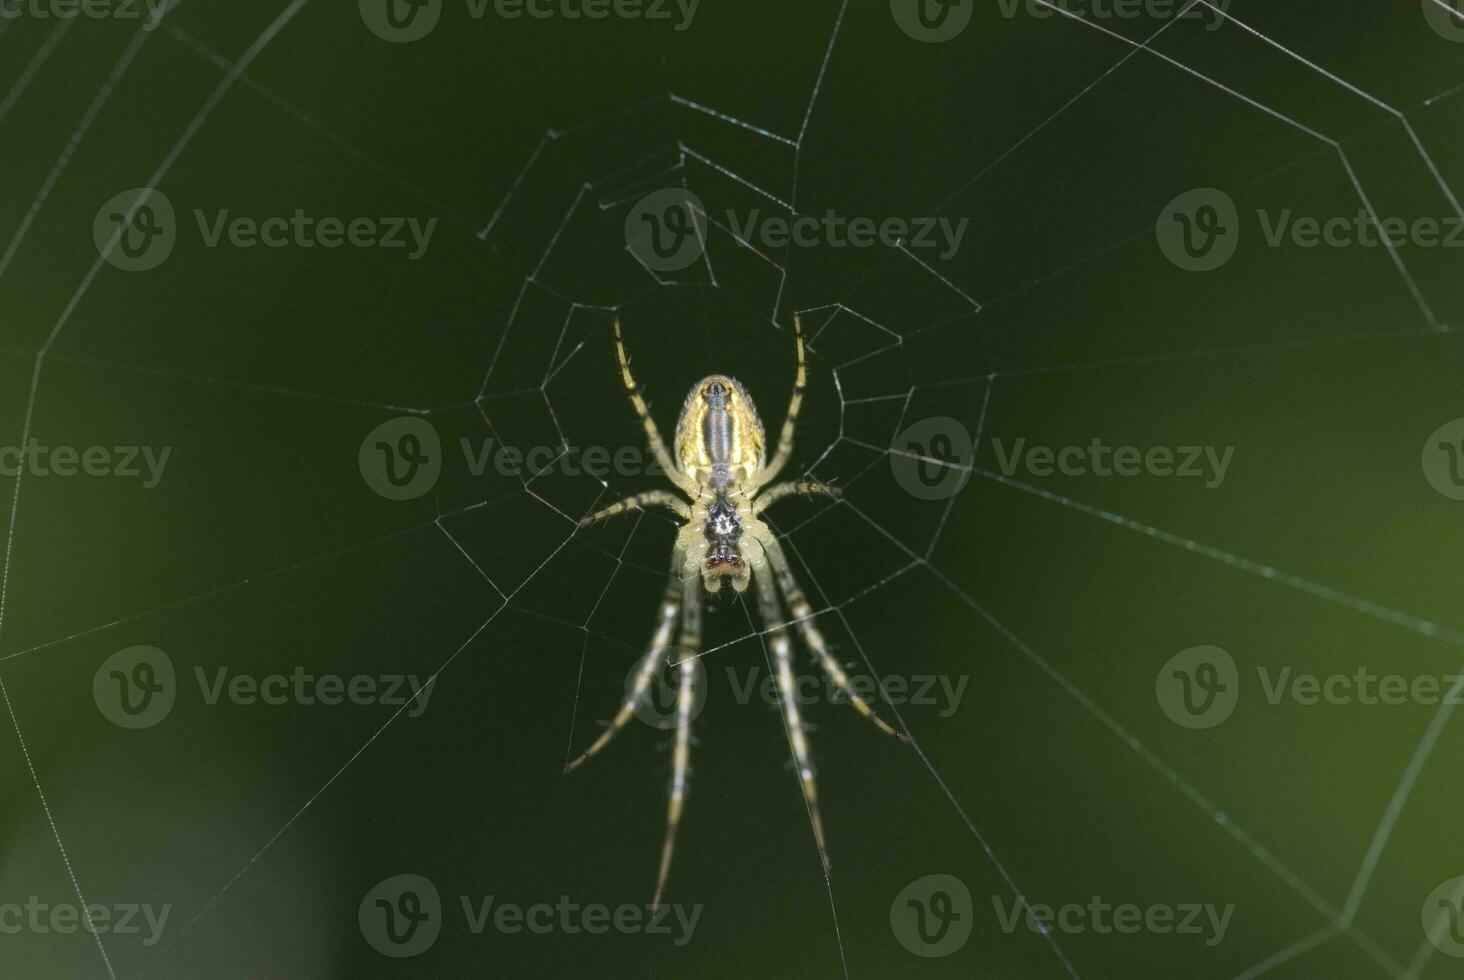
top-left (613, 319), bottom-right (695, 493)
top-left (654, 570), bottom-right (702, 908)
top-left (753, 479), bottom-right (840, 516)
top-left (580, 490), bottom-right (690, 527)
top-left (565, 551), bottom-right (683, 772)
top-left (747, 521), bottom-right (907, 741)
top-left (755, 314), bottom-right (806, 488)
top-left (748, 536), bottom-right (831, 873)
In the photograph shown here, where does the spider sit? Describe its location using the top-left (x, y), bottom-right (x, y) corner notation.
top-left (567, 315), bottom-right (908, 906)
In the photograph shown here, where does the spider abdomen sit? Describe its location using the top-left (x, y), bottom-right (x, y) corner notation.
top-left (674, 375), bottom-right (766, 489)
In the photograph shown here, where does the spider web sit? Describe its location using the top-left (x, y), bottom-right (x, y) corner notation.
top-left (2, 1), bottom-right (1464, 977)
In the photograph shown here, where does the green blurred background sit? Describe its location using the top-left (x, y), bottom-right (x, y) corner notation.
top-left (2, 1), bottom-right (1464, 977)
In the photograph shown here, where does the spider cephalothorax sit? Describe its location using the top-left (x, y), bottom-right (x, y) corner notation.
top-left (701, 495), bottom-right (743, 575)
top-left (567, 315), bottom-right (909, 907)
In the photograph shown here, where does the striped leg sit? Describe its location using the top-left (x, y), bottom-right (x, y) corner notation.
top-left (753, 479), bottom-right (840, 515)
top-left (654, 571), bottom-right (702, 907)
top-left (580, 490), bottom-right (690, 527)
top-left (749, 539), bottom-right (830, 873)
top-left (750, 523), bottom-right (906, 741)
top-left (613, 319), bottom-right (693, 492)
top-left (565, 552), bottom-right (683, 772)
top-left (755, 314), bottom-right (807, 487)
